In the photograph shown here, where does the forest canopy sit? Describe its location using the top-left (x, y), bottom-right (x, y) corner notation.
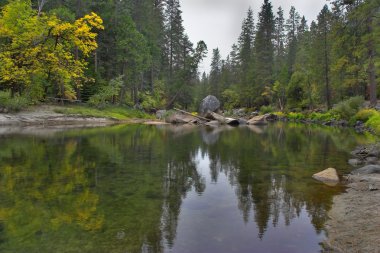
top-left (0, 0), bottom-right (378, 111)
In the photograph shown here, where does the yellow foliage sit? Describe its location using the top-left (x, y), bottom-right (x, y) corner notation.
top-left (0, 1), bottom-right (104, 100)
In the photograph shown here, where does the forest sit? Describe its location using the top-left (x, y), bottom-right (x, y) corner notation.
top-left (0, 0), bottom-right (379, 113)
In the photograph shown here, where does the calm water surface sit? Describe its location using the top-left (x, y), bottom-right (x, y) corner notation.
top-left (0, 123), bottom-right (374, 253)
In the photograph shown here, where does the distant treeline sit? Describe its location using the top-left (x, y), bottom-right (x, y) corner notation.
top-left (204, 0), bottom-right (380, 111)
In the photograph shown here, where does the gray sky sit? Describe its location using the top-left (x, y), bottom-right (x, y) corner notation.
top-left (179, 0), bottom-right (329, 73)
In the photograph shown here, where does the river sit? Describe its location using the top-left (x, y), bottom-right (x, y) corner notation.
top-left (0, 123), bottom-right (374, 253)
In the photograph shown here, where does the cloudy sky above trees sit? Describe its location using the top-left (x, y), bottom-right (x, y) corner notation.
top-left (179, 0), bottom-right (329, 73)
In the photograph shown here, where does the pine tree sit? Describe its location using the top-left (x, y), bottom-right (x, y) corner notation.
top-left (254, 0), bottom-right (275, 104)
top-left (209, 48), bottom-right (222, 98)
top-left (274, 7), bottom-right (286, 80)
top-left (285, 6), bottom-right (301, 77)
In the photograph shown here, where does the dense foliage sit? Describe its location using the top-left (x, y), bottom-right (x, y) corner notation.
top-left (0, 0), bottom-right (378, 112)
top-left (0, 0), bottom-right (207, 109)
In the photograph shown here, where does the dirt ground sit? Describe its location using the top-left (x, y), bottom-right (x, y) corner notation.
top-left (324, 174), bottom-right (380, 253)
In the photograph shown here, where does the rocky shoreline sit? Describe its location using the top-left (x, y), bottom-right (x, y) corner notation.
top-left (324, 144), bottom-right (380, 253)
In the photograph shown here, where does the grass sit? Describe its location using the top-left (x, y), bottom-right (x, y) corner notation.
top-left (54, 105), bottom-right (153, 120)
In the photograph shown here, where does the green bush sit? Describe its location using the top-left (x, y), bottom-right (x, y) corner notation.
top-left (0, 91), bottom-right (30, 112)
top-left (354, 109), bottom-right (378, 122)
top-left (365, 113), bottom-right (380, 135)
top-left (88, 76), bottom-right (123, 108)
top-left (330, 96), bottom-right (364, 120)
top-left (260, 105), bottom-right (274, 114)
top-left (308, 112), bottom-right (335, 122)
top-left (287, 112), bottom-right (306, 120)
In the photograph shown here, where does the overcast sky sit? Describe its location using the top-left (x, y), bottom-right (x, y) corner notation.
top-left (179, 0), bottom-right (329, 73)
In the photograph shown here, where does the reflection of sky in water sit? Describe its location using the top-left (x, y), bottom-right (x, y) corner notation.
top-left (167, 150), bottom-right (324, 253)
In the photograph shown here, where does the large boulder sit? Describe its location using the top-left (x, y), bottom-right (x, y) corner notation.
top-left (351, 165), bottom-right (380, 175)
top-left (312, 168), bottom-right (340, 184)
top-left (199, 95), bottom-right (221, 116)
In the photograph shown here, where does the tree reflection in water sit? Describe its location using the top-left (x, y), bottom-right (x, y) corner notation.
top-left (0, 123), bottom-right (373, 252)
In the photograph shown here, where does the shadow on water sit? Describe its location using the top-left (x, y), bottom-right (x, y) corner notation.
top-left (0, 123), bottom-right (376, 253)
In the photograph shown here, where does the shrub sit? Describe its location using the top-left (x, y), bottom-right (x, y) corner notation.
top-left (330, 96), bottom-right (364, 120)
top-left (88, 76), bottom-right (123, 108)
top-left (354, 109), bottom-right (378, 122)
top-left (308, 112), bottom-right (335, 122)
top-left (287, 112), bottom-right (306, 120)
top-left (273, 111), bottom-right (285, 118)
top-left (0, 91), bottom-right (30, 112)
top-left (260, 105), bottom-right (274, 114)
top-left (365, 113), bottom-right (380, 135)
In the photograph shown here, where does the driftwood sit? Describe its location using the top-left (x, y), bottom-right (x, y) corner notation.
top-left (173, 108), bottom-right (210, 122)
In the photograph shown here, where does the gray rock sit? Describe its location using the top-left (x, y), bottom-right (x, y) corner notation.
top-left (348, 159), bottom-right (363, 167)
top-left (264, 113), bottom-right (278, 122)
top-left (337, 120), bottom-right (348, 126)
top-left (232, 108), bottom-right (246, 117)
top-left (351, 165), bottom-right (380, 175)
top-left (199, 95), bottom-right (220, 116)
top-left (156, 110), bottom-right (167, 119)
top-left (365, 156), bottom-right (378, 165)
top-left (250, 111), bottom-right (259, 117)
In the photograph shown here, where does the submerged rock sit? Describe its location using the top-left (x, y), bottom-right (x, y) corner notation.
top-left (199, 95), bottom-right (221, 116)
top-left (312, 168), bottom-right (340, 184)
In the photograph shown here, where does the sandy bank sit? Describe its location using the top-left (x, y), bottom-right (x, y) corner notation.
top-left (0, 105), bottom-right (166, 129)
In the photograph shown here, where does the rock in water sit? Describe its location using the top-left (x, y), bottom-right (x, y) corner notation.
top-left (199, 95), bottom-right (221, 116)
top-left (312, 168), bottom-right (340, 184)
top-left (247, 115), bottom-right (267, 125)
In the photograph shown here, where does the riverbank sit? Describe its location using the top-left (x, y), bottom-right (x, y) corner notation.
top-left (323, 145), bottom-right (380, 253)
top-left (0, 105), bottom-right (162, 127)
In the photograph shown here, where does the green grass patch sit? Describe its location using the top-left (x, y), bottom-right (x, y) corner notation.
top-left (54, 105), bottom-right (153, 120)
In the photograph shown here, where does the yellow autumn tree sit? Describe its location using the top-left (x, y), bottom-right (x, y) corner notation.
top-left (0, 0), bottom-right (103, 100)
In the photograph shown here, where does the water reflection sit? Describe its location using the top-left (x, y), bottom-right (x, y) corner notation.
top-left (0, 123), bottom-right (374, 252)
